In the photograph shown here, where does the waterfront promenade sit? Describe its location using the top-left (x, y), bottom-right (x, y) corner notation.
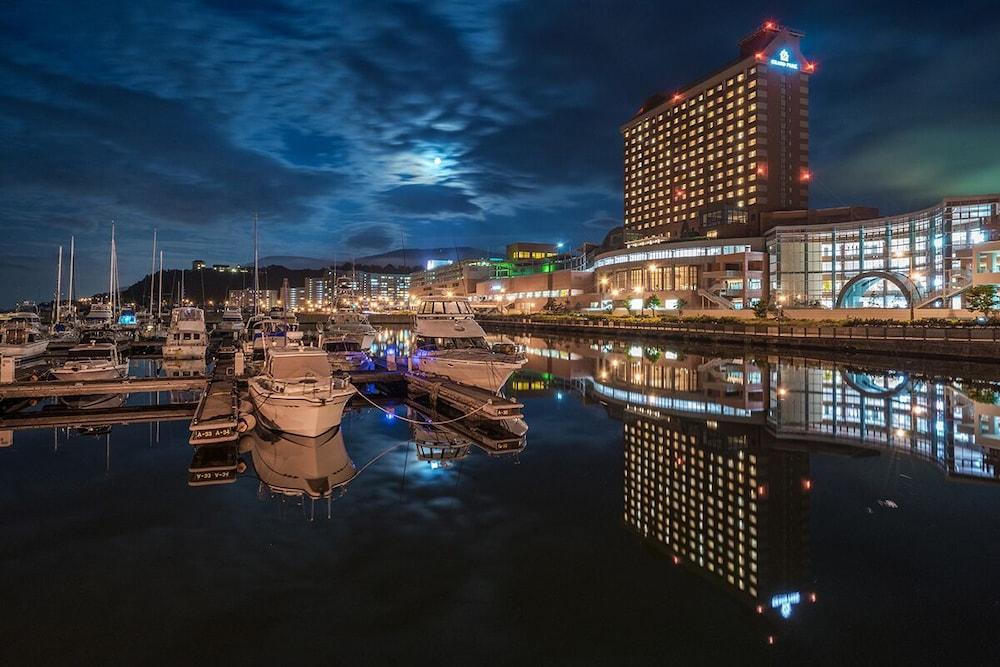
top-left (481, 315), bottom-right (1000, 362)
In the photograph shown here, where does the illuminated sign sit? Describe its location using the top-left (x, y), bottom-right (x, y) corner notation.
top-left (769, 48), bottom-right (799, 71)
top-left (425, 259), bottom-right (453, 271)
top-left (770, 591), bottom-right (802, 619)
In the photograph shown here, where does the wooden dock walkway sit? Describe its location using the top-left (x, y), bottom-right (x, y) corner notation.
top-left (0, 403), bottom-right (197, 430)
top-left (188, 363), bottom-right (240, 446)
top-left (0, 375), bottom-right (208, 400)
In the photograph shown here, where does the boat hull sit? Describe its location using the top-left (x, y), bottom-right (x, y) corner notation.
top-left (0, 340), bottom-right (49, 360)
top-left (414, 355), bottom-right (523, 394)
top-left (51, 365), bottom-right (127, 383)
top-left (248, 382), bottom-right (354, 437)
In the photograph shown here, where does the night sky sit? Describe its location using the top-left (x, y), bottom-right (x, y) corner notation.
top-left (1, 1), bottom-right (998, 306)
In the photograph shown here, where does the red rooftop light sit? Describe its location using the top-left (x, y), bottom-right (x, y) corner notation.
top-left (671, 92), bottom-right (683, 103)
top-left (805, 61), bottom-right (817, 72)
top-left (764, 21), bottom-right (776, 30)
top-left (754, 51), bottom-right (765, 61)
top-left (800, 169), bottom-right (812, 182)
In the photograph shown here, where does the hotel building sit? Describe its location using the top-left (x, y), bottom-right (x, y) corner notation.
top-left (623, 22), bottom-right (813, 245)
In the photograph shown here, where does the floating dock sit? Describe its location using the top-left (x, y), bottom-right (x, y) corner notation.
top-left (188, 363), bottom-right (240, 446)
top-left (0, 375), bottom-right (207, 400)
top-left (0, 403), bottom-right (197, 430)
top-left (404, 371), bottom-right (523, 420)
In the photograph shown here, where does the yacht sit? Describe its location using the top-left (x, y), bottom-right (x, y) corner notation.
top-left (320, 336), bottom-right (374, 372)
top-left (162, 307), bottom-right (208, 360)
top-left (268, 305), bottom-right (298, 326)
top-left (52, 340), bottom-right (128, 382)
top-left (325, 310), bottom-right (376, 350)
top-left (0, 319), bottom-right (49, 360)
top-left (248, 344), bottom-right (356, 437)
top-left (411, 297), bottom-right (526, 394)
top-left (83, 302), bottom-right (115, 329)
top-left (244, 315), bottom-right (290, 360)
top-left (52, 339), bottom-right (129, 408)
top-left (244, 424), bottom-right (357, 499)
top-left (216, 306), bottom-right (245, 334)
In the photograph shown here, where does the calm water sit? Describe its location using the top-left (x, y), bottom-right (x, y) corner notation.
top-left (2, 332), bottom-right (1000, 665)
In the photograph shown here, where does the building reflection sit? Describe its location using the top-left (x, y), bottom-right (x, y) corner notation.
top-left (509, 335), bottom-right (1000, 635)
top-left (623, 408), bottom-right (812, 623)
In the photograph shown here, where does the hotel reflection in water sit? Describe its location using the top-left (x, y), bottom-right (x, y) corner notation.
top-left (511, 335), bottom-right (1000, 631)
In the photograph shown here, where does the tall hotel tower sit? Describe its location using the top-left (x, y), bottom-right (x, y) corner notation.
top-left (623, 22), bottom-right (814, 245)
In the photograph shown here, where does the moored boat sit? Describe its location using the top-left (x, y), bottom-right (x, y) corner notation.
top-left (325, 310), bottom-right (376, 350)
top-left (163, 307), bottom-right (208, 360)
top-left (248, 345), bottom-right (356, 437)
top-left (411, 297), bottom-right (526, 394)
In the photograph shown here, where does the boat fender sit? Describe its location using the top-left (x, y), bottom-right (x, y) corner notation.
top-left (238, 413), bottom-right (257, 432)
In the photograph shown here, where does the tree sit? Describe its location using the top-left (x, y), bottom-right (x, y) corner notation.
top-left (965, 285), bottom-right (997, 318)
top-left (676, 297), bottom-right (688, 316)
top-left (644, 294), bottom-right (661, 316)
top-left (752, 298), bottom-right (770, 319)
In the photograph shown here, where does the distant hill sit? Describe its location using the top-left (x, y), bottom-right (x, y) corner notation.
top-left (253, 247), bottom-right (489, 271)
top-left (357, 246), bottom-right (489, 268)
top-left (117, 261), bottom-right (420, 307)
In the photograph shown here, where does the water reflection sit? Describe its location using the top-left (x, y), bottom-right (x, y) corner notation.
top-left (506, 333), bottom-right (1000, 643)
top-left (243, 425), bottom-right (357, 499)
top-left (509, 334), bottom-right (1000, 483)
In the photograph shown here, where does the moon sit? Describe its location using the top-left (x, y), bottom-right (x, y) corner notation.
top-left (433, 156), bottom-right (442, 166)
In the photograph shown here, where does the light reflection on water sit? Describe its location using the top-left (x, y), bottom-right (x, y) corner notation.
top-left (1, 331), bottom-right (1000, 664)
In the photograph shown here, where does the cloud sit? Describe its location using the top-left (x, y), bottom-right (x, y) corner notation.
top-left (1, 0), bottom-right (998, 305)
top-left (379, 184), bottom-right (481, 216)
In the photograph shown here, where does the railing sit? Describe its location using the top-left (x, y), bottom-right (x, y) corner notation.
top-left (480, 317), bottom-right (1000, 344)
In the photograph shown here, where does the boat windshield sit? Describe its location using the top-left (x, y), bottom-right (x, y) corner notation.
top-left (416, 336), bottom-right (490, 351)
top-left (68, 348), bottom-right (115, 361)
top-left (269, 355), bottom-right (332, 380)
top-left (323, 340), bottom-right (362, 353)
top-left (418, 300), bottom-right (472, 316)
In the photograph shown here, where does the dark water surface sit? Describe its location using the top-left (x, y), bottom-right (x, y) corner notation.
top-left (2, 332), bottom-right (1000, 665)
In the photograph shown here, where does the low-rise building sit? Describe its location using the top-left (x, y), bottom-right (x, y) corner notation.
top-left (473, 270), bottom-right (595, 313)
top-left (592, 238), bottom-right (767, 311)
top-left (410, 259), bottom-right (498, 299)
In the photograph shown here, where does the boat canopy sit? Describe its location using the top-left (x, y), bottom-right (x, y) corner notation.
top-left (267, 350), bottom-right (332, 380)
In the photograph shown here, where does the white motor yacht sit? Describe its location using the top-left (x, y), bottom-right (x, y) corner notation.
top-left (244, 424), bottom-right (357, 499)
top-left (216, 306), bottom-right (245, 334)
top-left (52, 339), bottom-right (129, 408)
top-left (82, 302), bottom-right (115, 330)
top-left (411, 297), bottom-right (526, 394)
top-left (248, 345), bottom-right (356, 437)
top-left (0, 319), bottom-right (49, 360)
top-left (325, 310), bottom-right (376, 350)
top-left (162, 307), bottom-right (208, 360)
top-left (320, 336), bottom-right (374, 372)
top-left (52, 340), bottom-right (128, 382)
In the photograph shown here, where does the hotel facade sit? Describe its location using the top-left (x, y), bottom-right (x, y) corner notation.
top-left (602, 21), bottom-right (1000, 313)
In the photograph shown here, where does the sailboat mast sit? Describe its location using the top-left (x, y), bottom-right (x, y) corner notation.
top-left (55, 245), bottom-right (62, 325)
top-left (149, 229), bottom-right (157, 317)
top-left (109, 223), bottom-right (115, 308)
top-left (253, 212), bottom-right (260, 316)
top-left (157, 250), bottom-right (163, 320)
top-left (68, 236), bottom-right (75, 319)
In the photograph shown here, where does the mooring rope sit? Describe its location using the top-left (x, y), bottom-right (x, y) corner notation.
top-left (351, 384), bottom-right (493, 425)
